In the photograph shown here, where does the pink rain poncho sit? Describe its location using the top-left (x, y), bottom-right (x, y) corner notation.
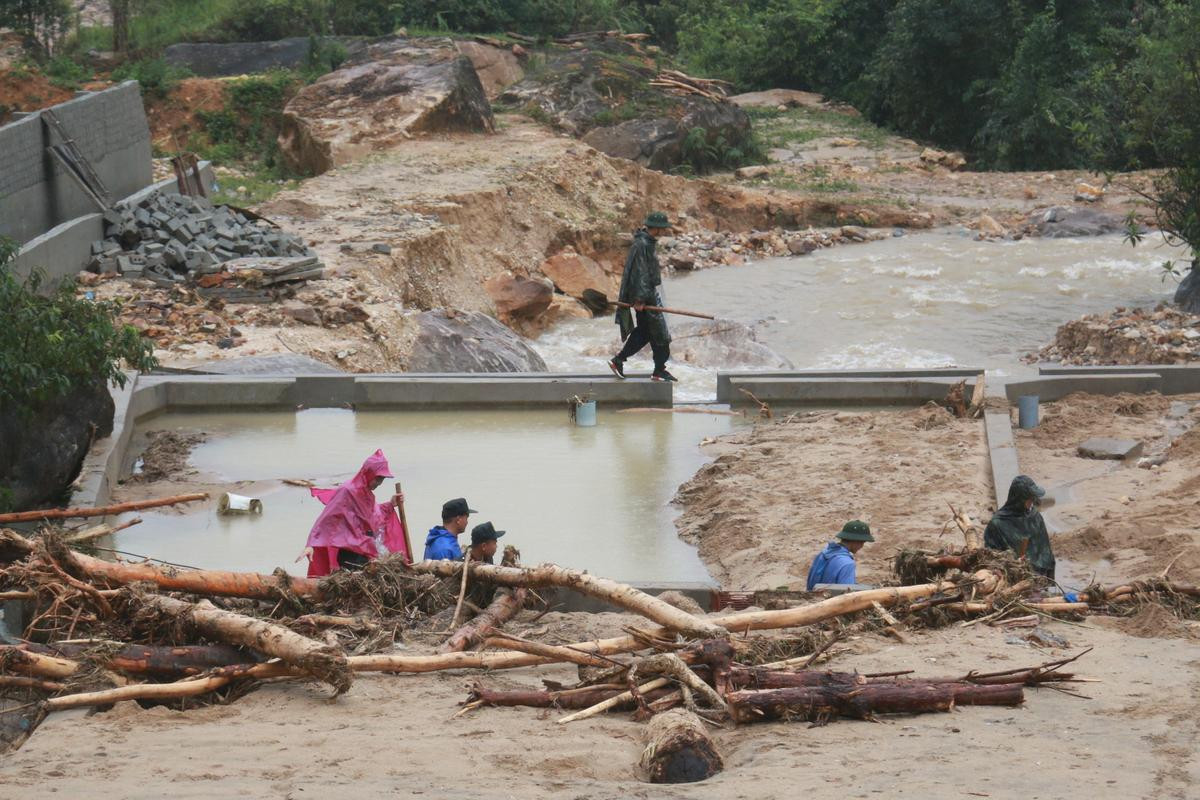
top-left (303, 449), bottom-right (410, 578)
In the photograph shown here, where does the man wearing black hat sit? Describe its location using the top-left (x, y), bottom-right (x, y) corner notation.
top-left (805, 520), bottom-right (876, 590)
top-left (423, 497), bottom-right (477, 561)
top-left (467, 521), bottom-right (505, 565)
top-left (608, 211), bottom-right (677, 382)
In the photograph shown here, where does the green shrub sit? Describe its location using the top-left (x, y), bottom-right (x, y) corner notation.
top-left (195, 71), bottom-right (302, 171)
top-left (44, 55), bottom-right (90, 89)
top-left (0, 237), bottom-right (156, 419)
top-left (678, 125), bottom-right (763, 174)
top-left (111, 58), bottom-right (192, 98)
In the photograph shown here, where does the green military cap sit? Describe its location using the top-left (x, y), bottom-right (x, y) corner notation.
top-left (836, 520), bottom-right (875, 542)
top-left (644, 211), bottom-right (672, 228)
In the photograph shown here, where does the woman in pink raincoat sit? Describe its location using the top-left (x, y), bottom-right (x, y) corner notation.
top-left (297, 449), bottom-right (410, 578)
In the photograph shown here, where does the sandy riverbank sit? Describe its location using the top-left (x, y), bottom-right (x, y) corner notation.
top-left (2, 610), bottom-right (1196, 799)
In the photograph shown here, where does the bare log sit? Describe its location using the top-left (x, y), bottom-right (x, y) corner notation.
top-left (139, 595), bottom-right (350, 693)
top-left (44, 674), bottom-right (237, 711)
top-left (0, 493), bottom-right (208, 523)
top-left (410, 561), bottom-right (726, 639)
top-left (0, 647), bottom-right (81, 679)
top-left (466, 683), bottom-right (672, 710)
top-left (483, 635), bottom-right (619, 669)
top-left (0, 675), bottom-right (65, 692)
top-left (21, 642), bottom-right (256, 677)
top-left (727, 682), bottom-right (1023, 723)
top-left (638, 709), bottom-right (723, 784)
top-left (438, 586), bottom-right (527, 654)
top-left (65, 517), bottom-right (143, 543)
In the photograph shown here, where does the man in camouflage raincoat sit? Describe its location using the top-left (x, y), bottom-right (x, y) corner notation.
top-left (608, 211), bottom-right (676, 382)
top-left (984, 475), bottom-right (1056, 580)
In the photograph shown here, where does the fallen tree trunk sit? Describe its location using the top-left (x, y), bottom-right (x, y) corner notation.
top-left (637, 709), bottom-right (723, 784)
top-left (138, 595), bottom-right (350, 693)
top-left (44, 674), bottom-right (237, 711)
top-left (483, 636), bottom-right (620, 669)
top-left (727, 682), bottom-right (1023, 723)
top-left (438, 586), bottom-right (527, 654)
top-left (22, 642), bottom-right (257, 677)
top-left (466, 684), bottom-right (672, 710)
top-left (410, 561), bottom-right (726, 640)
top-left (66, 517), bottom-right (143, 543)
top-left (0, 493), bottom-right (208, 523)
top-left (0, 530), bottom-right (319, 600)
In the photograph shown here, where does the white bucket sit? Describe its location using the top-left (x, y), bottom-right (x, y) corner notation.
top-left (574, 400), bottom-right (597, 427)
top-left (218, 493), bottom-right (263, 515)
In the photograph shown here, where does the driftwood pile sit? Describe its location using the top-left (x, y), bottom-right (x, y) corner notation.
top-left (0, 506), bottom-right (1194, 781)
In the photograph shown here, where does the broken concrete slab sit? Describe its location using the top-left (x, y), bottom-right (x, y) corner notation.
top-left (1077, 437), bottom-right (1144, 461)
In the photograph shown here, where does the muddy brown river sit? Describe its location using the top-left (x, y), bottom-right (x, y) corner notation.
top-left (535, 230), bottom-right (1184, 399)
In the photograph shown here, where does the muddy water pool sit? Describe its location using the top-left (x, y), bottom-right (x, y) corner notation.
top-left (113, 407), bottom-right (745, 582)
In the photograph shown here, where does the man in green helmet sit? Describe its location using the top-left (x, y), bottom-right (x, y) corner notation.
top-left (608, 211), bottom-right (676, 382)
top-left (806, 520), bottom-right (876, 590)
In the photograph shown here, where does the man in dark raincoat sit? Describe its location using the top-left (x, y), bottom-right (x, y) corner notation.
top-left (608, 211), bottom-right (676, 382)
top-left (984, 475), bottom-right (1056, 580)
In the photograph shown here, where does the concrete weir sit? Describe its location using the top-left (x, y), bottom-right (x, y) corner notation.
top-left (65, 363), bottom-right (1200, 610)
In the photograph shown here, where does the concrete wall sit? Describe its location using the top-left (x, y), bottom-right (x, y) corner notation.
top-left (12, 162), bottom-right (216, 285)
top-left (716, 368), bottom-right (982, 404)
top-left (723, 375), bottom-right (980, 406)
top-left (1001, 374), bottom-right (1162, 403)
top-left (1038, 365), bottom-right (1200, 396)
top-left (0, 82), bottom-right (152, 245)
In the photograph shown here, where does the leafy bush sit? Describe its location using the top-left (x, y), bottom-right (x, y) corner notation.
top-left (44, 55), bottom-right (90, 89)
top-left (391, 0), bottom-right (644, 38)
top-left (111, 58), bottom-right (192, 98)
top-left (0, 237), bottom-right (156, 419)
top-left (677, 125), bottom-right (763, 175)
top-left (196, 71), bottom-right (302, 171)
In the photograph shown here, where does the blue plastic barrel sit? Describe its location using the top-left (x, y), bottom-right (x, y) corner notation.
top-left (574, 400), bottom-right (597, 427)
top-left (1017, 395), bottom-right (1039, 429)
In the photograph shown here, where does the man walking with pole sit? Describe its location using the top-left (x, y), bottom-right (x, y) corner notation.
top-left (609, 211), bottom-right (677, 382)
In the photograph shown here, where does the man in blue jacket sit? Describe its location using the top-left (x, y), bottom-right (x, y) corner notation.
top-left (806, 520), bottom-right (875, 591)
top-left (423, 497), bottom-right (477, 560)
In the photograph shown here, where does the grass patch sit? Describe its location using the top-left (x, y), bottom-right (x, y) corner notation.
top-left (127, 0), bottom-right (243, 52)
top-left (210, 167), bottom-right (300, 206)
top-left (751, 105), bottom-right (892, 151)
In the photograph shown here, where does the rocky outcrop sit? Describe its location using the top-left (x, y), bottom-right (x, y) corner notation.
top-left (403, 309), bottom-right (547, 372)
top-left (670, 319), bottom-right (794, 370)
top-left (484, 272), bottom-right (553, 320)
top-left (0, 380), bottom-right (114, 511)
top-left (497, 42), bottom-right (753, 173)
top-left (538, 248), bottom-right (616, 300)
top-left (278, 37), bottom-right (494, 175)
top-left (1026, 206), bottom-right (1128, 238)
top-left (454, 40), bottom-right (525, 98)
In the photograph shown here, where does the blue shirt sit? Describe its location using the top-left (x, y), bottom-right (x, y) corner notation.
top-left (806, 541), bottom-right (857, 591)
top-left (423, 526), bottom-right (463, 561)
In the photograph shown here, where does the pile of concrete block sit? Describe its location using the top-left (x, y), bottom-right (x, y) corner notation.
top-left (88, 191), bottom-right (316, 285)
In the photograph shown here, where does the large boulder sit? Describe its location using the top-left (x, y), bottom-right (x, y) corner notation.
top-left (1027, 206), bottom-right (1129, 238)
top-left (454, 40), bottom-right (525, 98)
top-left (484, 272), bottom-right (553, 320)
top-left (0, 380), bottom-right (114, 511)
top-left (404, 309), bottom-right (548, 372)
top-left (539, 248), bottom-right (616, 300)
top-left (669, 319), bottom-right (793, 370)
top-left (498, 41), bottom-right (753, 173)
top-left (278, 37), bottom-right (494, 175)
